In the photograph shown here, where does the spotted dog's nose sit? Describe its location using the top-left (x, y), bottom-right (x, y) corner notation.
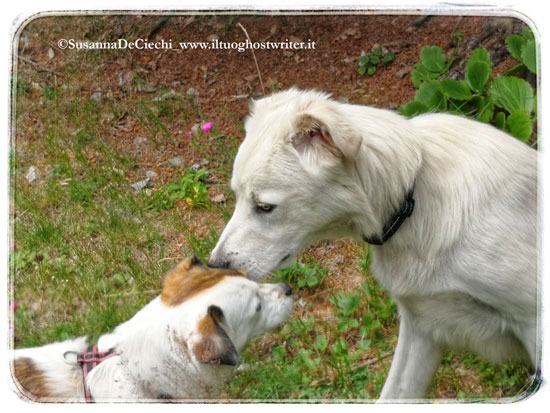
top-left (281, 283), bottom-right (293, 296)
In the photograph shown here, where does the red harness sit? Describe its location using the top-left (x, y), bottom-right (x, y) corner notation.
top-left (77, 345), bottom-right (116, 402)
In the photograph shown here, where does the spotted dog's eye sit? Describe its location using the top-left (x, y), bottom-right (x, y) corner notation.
top-left (256, 303), bottom-right (262, 312)
top-left (256, 202), bottom-right (274, 213)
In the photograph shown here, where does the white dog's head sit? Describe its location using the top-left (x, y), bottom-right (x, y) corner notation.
top-left (161, 257), bottom-right (293, 365)
top-left (209, 89), bottom-right (372, 279)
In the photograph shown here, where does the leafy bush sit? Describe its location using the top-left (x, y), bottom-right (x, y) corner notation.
top-left (400, 28), bottom-right (537, 143)
top-left (356, 45), bottom-right (395, 76)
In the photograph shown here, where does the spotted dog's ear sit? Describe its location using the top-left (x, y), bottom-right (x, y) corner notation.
top-left (190, 305), bottom-right (238, 366)
top-left (190, 254), bottom-right (206, 268)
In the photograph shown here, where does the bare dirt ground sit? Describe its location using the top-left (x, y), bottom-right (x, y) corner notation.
top-left (18, 13), bottom-right (519, 178)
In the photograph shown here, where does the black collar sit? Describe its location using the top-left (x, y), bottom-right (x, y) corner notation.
top-left (363, 188), bottom-right (415, 246)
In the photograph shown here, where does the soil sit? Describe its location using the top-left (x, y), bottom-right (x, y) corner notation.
top-left (14, 12), bottom-right (529, 399)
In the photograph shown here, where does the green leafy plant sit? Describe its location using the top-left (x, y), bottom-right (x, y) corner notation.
top-left (356, 46), bottom-right (395, 76)
top-left (400, 28), bottom-right (537, 143)
top-left (505, 27), bottom-right (536, 74)
top-left (272, 259), bottom-right (328, 289)
top-left (331, 291), bottom-right (360, 332)
top-left (144, 168), bottom-right (210, 211)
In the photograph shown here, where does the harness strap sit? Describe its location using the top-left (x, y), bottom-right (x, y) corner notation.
top-left (77, 345), bottom-right (116, 403)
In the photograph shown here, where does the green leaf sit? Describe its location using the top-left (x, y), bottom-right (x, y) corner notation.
top-left (356, 340), bottom-right (371, 351)
top-left (521, 26), bottom-right (535, 42)
top-left (521, 39), bottom-right (536, 73)
top-left (440, 79), bottom-right (472, 100)
top-left (448, 100), bottom-right (472, 116)
top-left (373, 45), bottom-right (384, 56)
top-left (367, 66), bottom-right (377, 76)
top-left (494, 112), bottom-right (506, 130)
top-left (313, 335), bottom-right (328, 352)
top-left (488, 76), bottom-right (535, 114)
top-left (469, 48), bottom-right (492, 67)
top-left (400, 101), bottom-right (428, 117)
top-left (465, 61), bottom-right (491, 93)
top-left (369, 55), bottom-right (380, 65)
top-left (336, 293), bottom-right (360, 316)
top-left (415, 81), bottom-right (447, 112)
top-left (332, 337), bottom-right (349, 355)
top-left (272, 345), bottom-right (285, 362)
top-left (507, 110), bottom-right (533, 141)
top-left (382, 51), bottom-right (395, 64)
top-left (474, 96), bottom-right (494, 123)
top-left (506, 34), bottom-right (525, 61)
top-left (420, 46), bottom-right (446, 73)
top-left (411, 63), bottom-right (438, 87)
top-left (357, 66), bottom-right (367, 76)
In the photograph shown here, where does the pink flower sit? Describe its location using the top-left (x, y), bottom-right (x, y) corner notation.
top-left (187, 131), bottom-right (192, 137)
top-left (10, 300), bottom-right (19, 312)
top-left (202, 122), bottom-right (213, 132)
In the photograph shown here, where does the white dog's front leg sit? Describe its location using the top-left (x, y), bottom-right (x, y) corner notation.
top-left (379, 311), bottom-right (442, 400)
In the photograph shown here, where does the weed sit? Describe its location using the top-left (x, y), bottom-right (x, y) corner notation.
top-left (42, 84), bottom-right (61, 100)
top-left (452, 32), bottom-right (464, 44)
top-left (144, 168), bottom-right (210, 212)
top-left (267, 78), bottom-right (283, 92)
top-left (135, 100), bottom-right (172, 143)
top-left (272, 258), bottom-right (328, 289)
top-left (356, 45), bottom-right (395, 76)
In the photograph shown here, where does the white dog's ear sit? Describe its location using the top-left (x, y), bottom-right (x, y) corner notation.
top-left (190, 305), bottom-right (239, 366)
top-left (292, 113), bottom-right (362, 162)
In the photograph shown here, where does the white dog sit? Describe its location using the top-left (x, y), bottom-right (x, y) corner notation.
top-left (12, 257), bottom-right (293, 402)
top-left (209, 88), bottom-right (538, 399)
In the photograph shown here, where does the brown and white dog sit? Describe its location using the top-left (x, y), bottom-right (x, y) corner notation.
top-left (12, 257), bottom-right (293, 402)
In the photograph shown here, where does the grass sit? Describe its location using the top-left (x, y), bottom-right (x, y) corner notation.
top-left (10, 14), bottom-right (534, 403)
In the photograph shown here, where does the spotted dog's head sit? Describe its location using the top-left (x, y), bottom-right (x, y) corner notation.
top-left (161, 257), bottom-right (293, 366)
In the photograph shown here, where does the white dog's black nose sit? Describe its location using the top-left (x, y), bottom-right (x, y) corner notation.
top-left (208, 257), bottom-right (231, 269)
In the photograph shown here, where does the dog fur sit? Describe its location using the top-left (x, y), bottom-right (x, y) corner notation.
top-left (208, 88), bottom-right (538, 399)
top-left (12, 257), bottom-right (293, 402)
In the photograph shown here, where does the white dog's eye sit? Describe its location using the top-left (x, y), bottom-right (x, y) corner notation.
top-left (256, 202), bottom-right (274, 213)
